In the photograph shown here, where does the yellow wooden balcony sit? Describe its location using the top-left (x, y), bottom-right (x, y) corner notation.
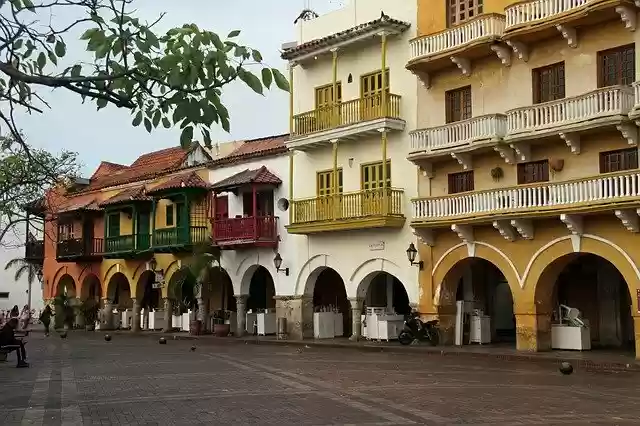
top-left (287, 188), bottom-right (406, 234)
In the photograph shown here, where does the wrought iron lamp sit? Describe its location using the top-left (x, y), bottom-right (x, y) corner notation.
top-left (406, 243), bottom-right (423, 270)
top-left (273, 253), bottom-right (289, 276)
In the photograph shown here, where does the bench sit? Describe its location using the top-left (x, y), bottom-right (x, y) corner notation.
top-left (0, 345), bottom-right (20, 362)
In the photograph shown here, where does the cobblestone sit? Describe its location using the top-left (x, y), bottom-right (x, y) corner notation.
top-left (0, 332), bottom-right (639, 425)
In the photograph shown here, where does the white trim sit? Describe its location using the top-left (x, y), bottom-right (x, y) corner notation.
top-left (348, 257), bottom-right (417, 304)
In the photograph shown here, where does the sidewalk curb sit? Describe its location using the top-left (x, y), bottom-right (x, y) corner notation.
top-left (105, 330), bottom-right (640, 374)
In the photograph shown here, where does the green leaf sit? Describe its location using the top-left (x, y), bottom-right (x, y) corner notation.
top-left (80, 28), bottom-right (99, 41)
top-left (261, 68), bottom-right (272, 89)
top-left (47, 51), bottom-right (57, 66)
top-left (22, 0), bottom-right (34, 12)
top-left (36, 52), bottom-right (46, 70)
top-left (272, 68), bottom-right (290, 92)
top-left (13, 39), bottom-right (23, 50)
top-left (238, 69), bottom-right (263, 95)
top-left (252, 50), bottom-right (263, 62)
top-left (132, 111), bottom-right (143, 126)
top-left (180, 126), bottom-right (194, 148)
top-left (70, 65), bottom-right (82, 77)
top-left (227, 30), bottom-right (240, 38)
top-left (201, 128), bottom-right (212, 148)
top-left (144, 118), bottom-right (152, 133)
top-left (96, 98), bottom-right (108, 110)
top-left (152, 110), bottom-right (161, 128)
top-left (162, 117), bottom-right (171, 129)
top-left (54, 41), bottom-right (66, 57)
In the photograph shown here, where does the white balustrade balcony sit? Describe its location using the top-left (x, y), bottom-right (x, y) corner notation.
top-left (412, 170), bottom-right (640, 221)
top-left (409, 14), bottom-right (506, 63)
top-left (630, 81), bottom-right (640, 120)
top-left (506, 86), bottom-right (634, 137)
top-left (505, 0), bottom-right (591, 29)
top-left (410, 114), bottom-right (507, 154)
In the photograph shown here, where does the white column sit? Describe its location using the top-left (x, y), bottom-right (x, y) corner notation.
top-left (349, 298), bottom-right (363, 341)
top-left (235, 295), bottom-right (248, 337)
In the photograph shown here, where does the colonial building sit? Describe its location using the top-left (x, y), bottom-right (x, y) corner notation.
top-left (279, 0), bottom-right (420, 340)
top-left (409, 0), bottom-right (640, 358)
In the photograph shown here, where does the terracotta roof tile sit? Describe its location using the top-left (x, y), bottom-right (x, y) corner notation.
top-left (91, 161), bottom-right (129, 179)
top-left (212, 166), bottom-right (282, 191)
top-left (56, 197), bottom-right (100, 214)
top-left (147, 172), bottom-right (210, 195)
top-left (281, 13), bottom-right (410, 61)
top-left (99, 186), bottom-right (151, 207)
top-left (211, 134), bottom-right (288, 166)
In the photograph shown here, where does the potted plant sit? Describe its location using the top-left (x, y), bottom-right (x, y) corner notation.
top-left (490, 166), bottom-right (504, 181)
top-left (80, 299), bottom-right (100, 331)
top-left (212, 310), bottom-right (230, 337)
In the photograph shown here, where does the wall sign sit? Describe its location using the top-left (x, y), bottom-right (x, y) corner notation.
top-left (369, 241), bottom-right (385, 251)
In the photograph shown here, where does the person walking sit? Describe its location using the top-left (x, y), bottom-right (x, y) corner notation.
top-left (9, 305), bottom-right (19, 320)
top-left (39, 305), bottom-right (52, 336)
top-left (19, 305), bottom-right (31, 331)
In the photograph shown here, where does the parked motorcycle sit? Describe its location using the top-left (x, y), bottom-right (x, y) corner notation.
top-left (398, 311), bottom-right (439, 346)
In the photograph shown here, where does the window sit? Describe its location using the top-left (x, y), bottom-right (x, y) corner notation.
top-left (445, 86), bottom-right (472, 123)
top-left (361, 69), bottom-right (390, 98)
top-left (361, 161), bottom-right (391, 190)
top-left (598, 44), bottom-right (635, 88)
top-left (315, 83), bottom-right (342, 109)
top-left (176, 202), bottom-right (185, 227)
top-left (447, 0), bottom-right (483, 26)
top-left (448, 171), bottom-right (474, 194)
top-left (165, 205), bottom-right (174, 226)
top-left (517, 160), bottom-right (549, 184)
top-left (57, 222), bottom-right (74, 241)
top-left (107, 214), bottom-right (120, 237)
top-left (533, 62), bottom-right (565, 104)
top-left (599, 148), bottom-right (638, 173)
top-left (317, 169), bottom-right (343, 196)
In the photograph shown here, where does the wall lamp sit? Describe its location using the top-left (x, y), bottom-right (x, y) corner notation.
top-left (406, 243), bottom-right (424, 270)
top-left (273, 253), bottom-right (289, 276)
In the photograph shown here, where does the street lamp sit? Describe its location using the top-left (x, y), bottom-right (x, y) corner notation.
top-left (406, 243), bottom-right (423, 270)
top-left (36, 268), bottom-right (43, 283)
top-left (149, 257), bottom-right (158, 272)
top-left (273, 253), bottom-right (289, 276)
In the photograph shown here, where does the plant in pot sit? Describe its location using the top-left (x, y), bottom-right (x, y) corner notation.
top-left (212, 310), bottom-right (230, 337)
top-left (80, 299), bottom-right (100, 331)
top-left (490, 166), bottom-right (504, 181)
top-left (53, 294), bottom-right (75, 330)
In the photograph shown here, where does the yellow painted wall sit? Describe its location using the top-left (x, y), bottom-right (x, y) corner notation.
top-left (417, 0), bottom-right (514, 36)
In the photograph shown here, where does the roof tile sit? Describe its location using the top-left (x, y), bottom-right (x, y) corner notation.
top-left (98, 186), bottom-right (151, 207)
top-left (211, 134), bottom-right (288, 166)
top-left (212, 166), bottom-right (282, 191)
top-left (147, 172), bottom-right (210, 195)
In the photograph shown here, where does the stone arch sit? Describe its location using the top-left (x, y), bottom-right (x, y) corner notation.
top-left (205, 266), bottom-right (236, 313)
top-left (238, 262), bottom-right (279, 297)
top-left (136, 270), bottom-right (161, 310)
top-left (350, 258), bottom-right (415, 304)
top-left (355, 270), bottom-right (412, 316)
top-left (524, 235), bottom-right (640, 314)
top-left (106, 272), bottom-right (132, 309)
top-left (80, 274), bottom-right (101, 301)
top-left (243, 265), bottom-right (276, 311)
top-left (56, 274), bottom-right (77, 298)
top-left (102, 263), bottom-right (129, 291)
top-left (295, 254), bottom-right (346, 297)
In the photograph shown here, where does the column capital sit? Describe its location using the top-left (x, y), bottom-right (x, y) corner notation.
top-left (330, 47), bottom-right (339, 53)
top-left (235, 294), bottom-right (249, 303)
top-left (330, 138), bottom-right (339, 144)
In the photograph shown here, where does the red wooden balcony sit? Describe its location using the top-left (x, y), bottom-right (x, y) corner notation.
top-left (212, 216), bottom-right (279, 249)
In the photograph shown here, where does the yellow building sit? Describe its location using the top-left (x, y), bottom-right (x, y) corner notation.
top-left (410, 0), bottom-right (640, 358)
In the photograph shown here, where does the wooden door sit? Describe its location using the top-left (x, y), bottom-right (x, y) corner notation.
top-left (361, 162), bottom-right (391, 216)
top-left (361, 70), bottom-right (389, 120)
top-left (314, 83), bottom-right (342, 130)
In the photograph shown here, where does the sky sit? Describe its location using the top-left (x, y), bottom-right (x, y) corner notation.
top-left (0, 0), bottom-right (346, 310)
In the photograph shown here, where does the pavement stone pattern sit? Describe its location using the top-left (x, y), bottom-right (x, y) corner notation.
top-left (1, 332), bottom-right (640, 425)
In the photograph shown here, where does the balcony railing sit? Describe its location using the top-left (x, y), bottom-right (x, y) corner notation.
top-left (292, 188), bottom-right (404, 223)
top-left (506, 86), bottom-right (634, 136)
top-left (105, 235), bottom-right (136, 254)
top-left (412, 170), bottom-right (640, 221)
top-left (505, 0), bottom-right (591, 29)
top-left (631, 81), bottom-right (640, 111)
top-left (56, 238), bottom-right (104, 259)
top-left (409, 14), bottom-right (505, 62)
top-left (410, 114), bottom-right (507, 153)
top-left (24, 240), bottom-right (44, 263)
top-left (293, 93), bottom-right (401, 137)
top-left (213, 216), bottom-right (278, 244)
top-left (153, 226), bottom-right (209, 248)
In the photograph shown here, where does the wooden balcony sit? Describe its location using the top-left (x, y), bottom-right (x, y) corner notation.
top-left (56, 238), bottom-right (104, 261)
top-left (505, 85), bottom-right (635, 143)
top-left (152, 226), bottom-right (209, 252)
top-left (288, 188), bottom-right (406, 234)
top-left (407, 14), bottom-right (506, 80)
top-left (289, 93), bottom-right (405, 150)
top-left (412, 170), bottom-right (640, 227)
top-left (104, 234), bottom-right (151, 259)
top-left (409, 114), bottom-right (507, 161)
top-left (24, 240), bottom-right (44, 264)
top-left (213, 216), bottom-right (278, 249)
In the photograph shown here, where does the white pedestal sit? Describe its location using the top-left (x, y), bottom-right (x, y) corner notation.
top-left (361, 314), bottom-right (367, 338)
top-left (181, 312), bottom-right (190, 332)
top-left (246, 313), bottom-right (257, 333)
top-left (149, 311), bottom-right (164, 330)
top-left (95, 321), bottom-right (101, 330)
top-left (172, 315), bottom-right (182, 330)
top-left (313, 312), bottom-right (335, 339)
top-left (470, 315), bottom-right (491, 344)
top-left (551, 324), bottom-right (591, 350)
top-left (120, 310), bottom-right (134, 329)
top-left (333, 313), bottom-right (343, 337)
top-left (257, 312), bottom-right (277, 336)
top-left (378, 315), bottom-right (404, 341)
top-left (226, 312), bottom-right (237, 327)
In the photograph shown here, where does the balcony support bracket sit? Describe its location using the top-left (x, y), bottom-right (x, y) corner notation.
top-left (494, 145), bottom-right (516, 164)
top-left (450, 56), bottom-right (471, 76)
top-left (559, 132), bottom-right (581, 154)
top-left (505, 40), bottom-right (529, 62)
top-left (418, 161), bottom-right (434, 178)
top-left (451, 152), bottom-right (472, 170)
top-left (509, 143), bottom-right (531, 162)
top-left (616, 5), bottom-right (637, 31)
top-left (555, 25), bottom-right (577, 48)
top-left (615, 209), bottom-right (640, 232)
top-left (451, 224), bottom-right (474, 244)
top-left (413, 228), bottom-right (434, 246)
top-left (490, 44), bottom-right (511, 67)
top-left (560, 214), bottom-right (583, 252)
top-left (411, 70), bottom-right (431, 89)
top-left (511, 219), bottom-right (534, 240)
top-left (617, 122), bottom-right (638, 145)
top-left (493, 220), bottom-right (517, 241)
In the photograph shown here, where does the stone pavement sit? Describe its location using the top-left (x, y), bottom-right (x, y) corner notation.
top-left (1, 332), bottom-right (640, 425)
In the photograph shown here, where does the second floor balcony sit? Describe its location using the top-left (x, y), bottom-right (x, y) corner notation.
top-left (213, 216), bottom-right (278, 249)
top-left (104, 234), bottom-right (151, 259)
top-left (152, 226), bottom-right (209, 252)
top-left (24, 239), bottom-right (44, 264)
top-left (290, 93), bottom-right (404, 149)
top-left (56, 237), bottom-right (104, 261)
top-left (287, 188), bottom-right (406, 234)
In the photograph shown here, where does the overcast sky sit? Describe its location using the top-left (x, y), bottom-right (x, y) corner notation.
top-left (1, 0), bottom-right (346, 310)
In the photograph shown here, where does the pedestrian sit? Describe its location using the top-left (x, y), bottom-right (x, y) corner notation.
top-left (0, 310), bottom-right (5, 328)
top-left (39, 305), bottom-right (52, 336)
top-left (9, 305), bottom-right (19, 320)
top-left (0, 317), bottom-right (29, 368)
top-left (19, 305), bottom-right (31, 331)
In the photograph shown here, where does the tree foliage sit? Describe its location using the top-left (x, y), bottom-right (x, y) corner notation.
top-left (4, 256), bottom-right (41, 284)
top-left (0, 0), bottom-right (290, 149)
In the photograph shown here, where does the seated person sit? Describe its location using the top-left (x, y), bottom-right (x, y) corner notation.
top-left (0, 318), bottom-right (29, 368)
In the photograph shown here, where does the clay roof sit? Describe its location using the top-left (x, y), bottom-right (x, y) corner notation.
top-left (147, 172), bottom-right (210, 195)
top-left (91, 161), bottom-right (129, 179)
top-left (281, 13), bottom-right (410, 61)
top-left (212, 166), bottom-right (282, 192)
top-left (211, 134), bottom-right (288, 167)
top-left (56, 197), bottom-right (100, 214)
top-left (99, 186), bottom-right (151, 207)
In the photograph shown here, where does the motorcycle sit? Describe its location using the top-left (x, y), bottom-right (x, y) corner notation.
top-left (398, 312), bottom-right (439, 346)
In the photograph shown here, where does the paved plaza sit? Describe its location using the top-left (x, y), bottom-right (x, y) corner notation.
top-left (1, 332), bottom-right (639, 425)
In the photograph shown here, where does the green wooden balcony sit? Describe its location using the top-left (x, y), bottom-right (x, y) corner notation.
top-left (104, 234), bottom-right (151, 259)
top-left (152, 226), bottom-right (209, 252)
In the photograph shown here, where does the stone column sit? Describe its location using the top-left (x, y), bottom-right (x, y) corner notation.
top-left (197, 297), bottom-right (209, 333)
top-left (163, 298), bottom-right (173, 332)
top-left (349, 298), bottom-right (363, 341)
top-left (102, 299), bottom-right (114, 330)
top-left (275, 295), bottom-right (312, 340)
top-left (132, 298), bottom-right (141, 332)
top-left (634, 315), bottom-right (640, 361)
top-left (142, 309), bottom-right (150, 330)
top-left (515, 312), bottom-right (552, 352)
top-left (74, 298), bottom-right (84, 329)
top-left (235, 295), bottom-right (248, 337)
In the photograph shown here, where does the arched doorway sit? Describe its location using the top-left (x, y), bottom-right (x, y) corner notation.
top-left (204, 267), bottom-right (236, 333)
top-left (536, 253), bottom-right (635, 351)
top-left (439, 258), bottom-right (515, 346)
top-left (168, 268), bottom-right (197, 315)
top-left (54, 274), bottom-right (76, 328)
top-left (136, 270), bottom-right (162, 330)
top-left (307, 267), bottom-right (349, 339)
top-left (245, 266), bottom-right (276, 335)
top-left (56, 274), bottom-right (76, 298)
top-left (79, 275), bottom-right (101, 328)
top-left (106, 272), bottom-right (132, 329)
